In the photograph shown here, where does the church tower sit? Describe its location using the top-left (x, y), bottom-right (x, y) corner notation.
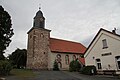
top-left (27, 8), bottom-right (51, 70)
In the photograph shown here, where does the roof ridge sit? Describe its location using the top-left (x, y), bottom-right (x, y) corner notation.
top-left (50, 37), bottom-right (83, 45)
top-left (84, 28), bottom-right (120, 57)
top-left (100, 28), bottom-right (120, 37)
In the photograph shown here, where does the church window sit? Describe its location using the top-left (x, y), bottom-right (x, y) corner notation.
top-left (102, 39), bottom-right (108, 49)
top-left (65, 55), bottom-right (69, 65)
top-left (73, 55), bottom-right (76, 61)
top-left (56, 54), bottom-right (61, 62)
top-left (58, 62), bottom-right (62, 68)
top-left (57, 54), bottom-right (61, 58)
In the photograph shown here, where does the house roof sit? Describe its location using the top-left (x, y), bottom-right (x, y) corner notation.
top-left (50, 38), bottom-right (86, 54)
top-left (84, 28), bottom-right (120, 56)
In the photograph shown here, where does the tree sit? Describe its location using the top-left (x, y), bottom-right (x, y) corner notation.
top-left (8, 48), bottom-right (27, 69)
top-left (0, 6), bottom-right (14, 60)
top-left (69, 60), bottom-right (81, 72)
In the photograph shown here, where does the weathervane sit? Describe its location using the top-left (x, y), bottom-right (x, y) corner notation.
top-left (39, 4), bottom-right (41, 10)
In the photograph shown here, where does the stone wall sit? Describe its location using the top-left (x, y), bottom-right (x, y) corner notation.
top-left (27, 28), bottom-right (50, 69)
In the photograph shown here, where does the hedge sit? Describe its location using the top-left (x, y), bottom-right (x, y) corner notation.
top-left (80, 65), bottom-right (97, 75)
top-left (53, 61), bottom-right (59, 71)
top-left (0, 60), bottom-right (12, 75)
top-left (69, 60), bottom-right (81, 72)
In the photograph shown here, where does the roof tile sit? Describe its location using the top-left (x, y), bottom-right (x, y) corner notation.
top-left (50, 38), bottom-right (86, 54)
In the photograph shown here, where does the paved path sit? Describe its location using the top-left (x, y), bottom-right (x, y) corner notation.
top-left (34, 71), bottom-right (80, 80)
top-left (4, 71), bottom-right (120, 80)
top-left (63, 71), bottom-right (119, 80)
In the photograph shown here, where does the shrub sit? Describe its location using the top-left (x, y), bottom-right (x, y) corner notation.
top-left (80, 65), bottom-right (97, 75)
top-left (0, 60), bottom-right (13, 75)
top-left (53, 61), bottom-right (59, 71)
top-left (69, 60), bottom-right (81, 72)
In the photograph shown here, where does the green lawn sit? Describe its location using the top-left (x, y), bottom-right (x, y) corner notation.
top-left (10, 69), bottom-right (36, 78)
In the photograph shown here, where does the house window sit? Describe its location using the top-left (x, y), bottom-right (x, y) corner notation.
top-left (102, 39), bottom-right (108, 49)
top-left (96, 59), bottom-right (102, 69)
top-left (115, 56), bottom-right (120, 69)
top-left (65, 55), bottom-right (69, 65)
top-left (117, 61), bottom-right (120, 69)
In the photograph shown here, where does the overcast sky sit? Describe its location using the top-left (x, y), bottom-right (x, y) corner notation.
top-left (1, 0), bottom-right (120, 56)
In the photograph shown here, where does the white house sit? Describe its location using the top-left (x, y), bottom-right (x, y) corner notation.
top-left (84, 28), bottom-right (120, 75)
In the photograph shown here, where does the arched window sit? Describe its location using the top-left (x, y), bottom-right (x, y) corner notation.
top-left (57, 54), bottom-right (61, 58)
top-left (65, 55), bottom-right (69, 65)
top-left (73, 55), bottom-right (76, 61)
top-left (58, 62), bottom-right (62, 68)
top-left (56, 54), bottom-right (61, 62)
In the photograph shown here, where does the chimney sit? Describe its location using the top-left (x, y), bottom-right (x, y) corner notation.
top-left (112, 28), bottom-right (116, 34)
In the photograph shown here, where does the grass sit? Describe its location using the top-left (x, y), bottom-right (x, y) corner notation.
top-left (10, 69), bottom-right (36, 78)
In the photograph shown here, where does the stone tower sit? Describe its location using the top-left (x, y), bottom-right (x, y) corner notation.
top-left (26, 8), bottom-right (51, 70)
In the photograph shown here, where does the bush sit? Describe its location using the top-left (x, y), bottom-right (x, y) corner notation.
top-left (53, 61), bottom-right (59, 71)
top-left (0, 60), bottom-right (13, 75)
top-left (69, 60), bottom-right (81, 72)
top-left (80, 65), bottom-right (97, 75)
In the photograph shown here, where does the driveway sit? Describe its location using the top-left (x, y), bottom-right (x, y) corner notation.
top-left (4, 71), bottom-right (120, 80)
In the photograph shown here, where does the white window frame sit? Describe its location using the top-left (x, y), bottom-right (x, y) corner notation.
top-left (102, 39), bottom-right (108, 49)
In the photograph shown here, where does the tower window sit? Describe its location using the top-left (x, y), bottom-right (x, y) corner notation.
top-left (102, 39), bottom-right (108, 49)
top-left (40, 33), bottom-right (44, 38)
top-left (44, 52), bottom-right (46, 54)
top-left (30, 35), bottom-right (32, 39)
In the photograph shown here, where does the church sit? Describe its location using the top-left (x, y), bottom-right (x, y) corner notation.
top-left (26, 8), bottom-right (86, 70)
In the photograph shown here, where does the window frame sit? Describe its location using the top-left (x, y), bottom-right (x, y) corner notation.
top-left (65, 55), bottom-right (69, 65)
top-left (102, 39), bottom-right (108, 49)
top-left (96, 58), bottom-right (102, 69)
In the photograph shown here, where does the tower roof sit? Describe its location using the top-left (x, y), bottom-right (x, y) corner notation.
top-left (35, 10), bottom-right (43, 17)
top-left (33, 8), bottom-right (45, 29)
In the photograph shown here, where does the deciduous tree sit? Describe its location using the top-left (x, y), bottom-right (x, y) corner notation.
top-left (0, 6), bottom-right (14, 60)
top-left (9, 48), bottom-right (27, 69)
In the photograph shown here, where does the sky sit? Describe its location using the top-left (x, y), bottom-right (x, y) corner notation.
top-left (1, 0), bottom-right (120, 57)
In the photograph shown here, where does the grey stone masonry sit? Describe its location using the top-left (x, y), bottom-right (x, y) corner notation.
top-left (27, 28), bottom-right (51, 70)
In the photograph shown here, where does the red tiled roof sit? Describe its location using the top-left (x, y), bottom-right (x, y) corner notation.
top-left (50, 38), bottom-right (86, 54)
top-left (79, 58), bottom-right (85, 65)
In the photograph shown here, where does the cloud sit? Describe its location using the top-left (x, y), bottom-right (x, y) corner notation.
top-left (1, 0), bottom-right (120, 56)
